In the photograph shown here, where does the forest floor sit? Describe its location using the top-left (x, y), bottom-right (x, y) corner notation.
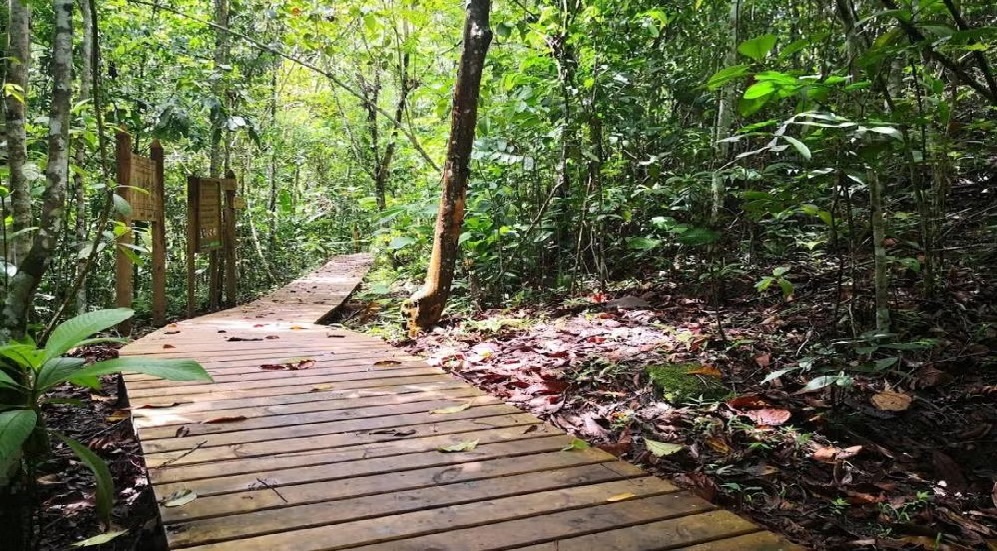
top-left (339, 261), bottom-right (997, 551)
top-left (33, 260), bottom-right (996, 550)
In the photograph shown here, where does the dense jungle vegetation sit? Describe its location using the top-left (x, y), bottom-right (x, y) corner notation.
top-left (1, 0), bottom-right (995, 549)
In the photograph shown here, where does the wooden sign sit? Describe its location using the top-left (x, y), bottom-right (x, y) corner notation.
top-left (196, 179), bottom-right (223, 252)
top-left (114, 131), bottom-right (167, 333)
top-left (129, 156), bottom-right (160, 221)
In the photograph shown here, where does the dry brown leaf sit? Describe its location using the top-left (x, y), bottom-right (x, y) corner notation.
top-left (754, 353), bottom-right (771, 368)
top-left (686, 365), bottom-right (722, 378)
top-left (606, 492), bottom-right (636, 502)
top-left (290, 325), bottom-right (305, 330)
top-left (870, 390), bottom-right (913, 411)
top-left (430, 403), bottom-right (472, 415)
top-left (162, 344), bottom-right (176, 349)
top-left (201, 415), bottom-right (247, 424)
top-left (311, 384), bottom-right (335, 392)
top-left (374, 360), bottom-right (402, 366)
top-left (105, 410), bottom-right (130, 422)
top-left (742, 408), bottom-right (792, 426)
top-left (726, 394), bottom-right (769, 410)
top-left (705, 437), bottom-right (733, 455)
top-left (812, 444), bottom-right (862, 463)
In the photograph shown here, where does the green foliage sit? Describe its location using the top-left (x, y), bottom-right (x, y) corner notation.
top-left (0, 309), bottom-right (210, 525)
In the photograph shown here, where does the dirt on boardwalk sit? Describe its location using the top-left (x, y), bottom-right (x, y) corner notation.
top-left (343, 263), bottom-right (997, 551)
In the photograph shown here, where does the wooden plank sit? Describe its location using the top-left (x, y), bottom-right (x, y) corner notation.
top-left (180, 479), bottom-right (692, 551)
top-left (143, 413), bottom-right (541, 467)
top-left (167, 462), bottom-right (648, 547)
top-left (160, 448), bottom-right (629, 523)
top-left (138, 394), bottom-right (501, 440)
top-left (150, 428), bottom-right (567, 485)
top-left (134, 386), bottom-right (484, 429)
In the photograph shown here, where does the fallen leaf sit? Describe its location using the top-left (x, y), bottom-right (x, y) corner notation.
top-left (310, 384), bottom-right (335, 392)
top-left (290, 325), bottom-right (305, 330)
top-left (726, 394), bottom-right (769, 410)
top-left (106, 410), bottom-right (130, 422)
top-left (136, 402), bottom-right (190, 409)
top-left (164, 330), bottom-right (181, 335)
top-left (812, 444), bottom-right (862, 463)
top-left (374, 360), bottom-right (402, 366)
top-left (72, 530), bottom-right (129, 547)
top-left (645, 438), bottom-right (685, 457)
top-left (607, 492), bottom-right (636, 502)
top-left (561, 438), bottom-right (591, 452)
top-left (162, 489), bottom-right (197, 507)
top-left (430, 403), bottom-right (472, 415)
top-left (742, 408), bottom-right (792, 426)
top-left (162, 344), bottom-right (175, 349)
top-left (89, 394), bottom-right (115, 403)
top-left (438, 439), bottom-right (479, 453)
top-left (870, 390), bottom-right (913, 412)
top-left (201, 415), bottom-right (247, 424)
top-left (705, 437), bottom-right (733, 455)
top-left (260, 359), bottom-right (314, 371)
top-left (754, 353), bottom-right (771, 368)
top-left (253, 324), bottom-right (265, 328)
top-left (175, 426), bottom-right (190, 438)
top-left (686, 365), bottom-right (722, 378)
top-left (933, 450), bottom-right (969, 492)
top-left (265, 335), bottom-right (280, 340)
top-left (227, 337), bottom-right (263, 342)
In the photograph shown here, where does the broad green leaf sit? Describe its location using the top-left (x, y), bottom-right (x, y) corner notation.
top-left (644, 438), bottom-right (684, 457)
top-left (874, 356), bottom-right (899, 370)
top-left (112, 194), bottom-right (132, 217)
top-left (0, 369), bottom-right (20, 389)
top-left (0, 343), bottom-right (44, 370)
top-left (743, 81), bottom-right (776, 100)
top-left (561, 438), bottom-right (590, 452)
top-left (738, 34), bottom-right (777, 62)
top-left (781, 136), bottom-right (811, 160)
top-left (55, 434), bottom-right (114, 523)
top-left (0, 410), bottom-right (37, 476)
top-left (43, 309), bottom-right (134, 364)
top-left (71, 357), bottom-right (211, 382)
top-left (72, 530), bottom-right (128, 548)
top-left (706, 64), bottom-right (750, 90)
top-left (738, 95), bottom-right (771, 116)
top-left (388, 236), bottom-right (417, 250)
top-left (438, 439), bottom-right (479, 453)
top-left (35, 357), bottom-right (86, 393)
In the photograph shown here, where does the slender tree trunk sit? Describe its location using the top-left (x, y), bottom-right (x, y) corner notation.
top-left (374, 51), bottom-right (412, 211)
top-left (711, 0), bottom-right (740, 226)
top-left (2, 0), bottom-right (73, 337)
top-left (72, 0), bottom-right (94, 315)
top-left (6, 0), bottom-right (32, 267)
top-left (869, 171), bottom-right (891, 332)
top-left (403, 0), bottom-right (492, 334)
top-left (209, 0), bottom-right (230, 179)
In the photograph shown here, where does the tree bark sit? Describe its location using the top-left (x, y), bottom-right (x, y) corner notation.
top-left (209, 0), bottom-right (230, 178)
top-left (2, 0), bottom-right (73, 338)
top-left (72, 0), bottom-right (94, 315)
top-left (711, 0), bottom-right (740, 226)
top-left (5, 0), bottom-right (32, 267)
top-left (403, 0), bottom-right (492, 334)
top-left (869, 171), bottom-right (891, 332)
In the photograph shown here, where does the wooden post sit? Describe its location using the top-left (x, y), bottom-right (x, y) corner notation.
top-left (223, 171), bottom-right (238, 306)
top-left (150, 140), bottom-right (167, 325)
top-left (115, 131), bottom-right (134, 335)
top-left (186, 176), bottom-right (198, 317)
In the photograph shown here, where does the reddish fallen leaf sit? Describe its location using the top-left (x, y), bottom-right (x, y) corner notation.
top-left (260, 364), bottom-right (285, 371)
top-left (686, 365), bottom-right (722, 378)
top-left (265, 335), bottom-right (280, 340)
top-left (586, 336), bottom-right (606, 344)
top-left (162, 344), bottom-right (176, 349)
top-left (726, 394), bottom-right (769, 410)
top-left (846, 491), bottom-right (885, 505)
top-left (374, 360), bottom-right (402, 366)
top-left (754, 353), bottom-right (771, 368)
top-left (253, 324), bottom-right (265, 328)
top-left (201, 415), bottom-right (248, 424)
top-left (812, 444), bottom-right (862, 463)
top-left (260, 359), bottom-right (314, 371)
top-left (135, 402), bottom-right (190, 409)
top-left (742, 408), bottom-right (792, 426)
top-left (870, 389), bottom-right (913, 411)
top-left (589, 292), bottom-right (607, 303)
top-left (164, 331), bottom-right (181, 335)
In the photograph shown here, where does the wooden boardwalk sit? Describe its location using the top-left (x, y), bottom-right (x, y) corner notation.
top-left (121, 253), bottom-right (801, 551)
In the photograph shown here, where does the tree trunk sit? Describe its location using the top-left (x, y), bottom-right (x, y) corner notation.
top-left (403, 0), bottom-right (492, 334)
top-left (374, 51), bottom-right (412, 211)
top-left (869, 171), bottom-right (891, 332)
top-left (711, 0), bottom-right (740, 226)
top-left (72, 0), bottom-right (94, 315)
top-left (2, 0), bottom-right (73, 337)
top-left (209, 0), bottom-right (229, 178)
top-left (6, 0), bottom-right (32, 268)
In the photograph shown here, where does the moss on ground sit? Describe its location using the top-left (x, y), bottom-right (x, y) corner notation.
top-left (646, 363), bottom-right (731, 403)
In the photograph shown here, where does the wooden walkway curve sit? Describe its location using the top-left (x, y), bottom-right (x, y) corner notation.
top-left (121, 254), bottom-right (801, 551)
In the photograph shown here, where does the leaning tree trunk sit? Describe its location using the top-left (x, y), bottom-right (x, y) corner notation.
top-left (2, 0), bottom-right (73, 338)
top-left (402, 0), bottom-right (492, 335)
top-left (5, 0), bottom-right (32, 267)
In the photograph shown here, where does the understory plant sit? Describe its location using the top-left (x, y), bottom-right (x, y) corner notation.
top-left (0, 308), bottom-right (211, 549)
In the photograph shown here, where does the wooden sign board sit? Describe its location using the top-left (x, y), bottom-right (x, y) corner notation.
top-left (196, 179), bottom-right (223, 252)
top-left (129, 156), bottom-right (160, 221)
